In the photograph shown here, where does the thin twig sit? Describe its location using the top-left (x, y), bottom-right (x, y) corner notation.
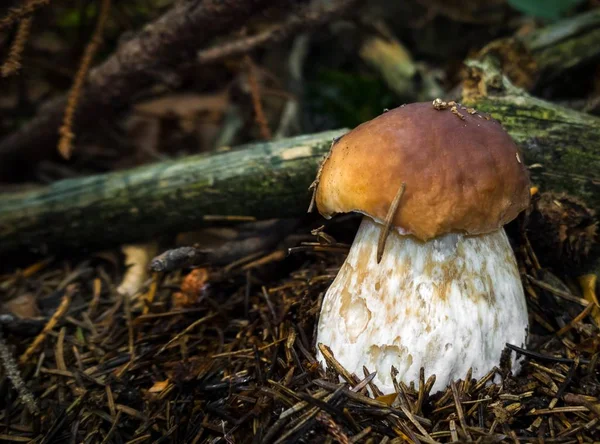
top-left (197, 0), bottom-right (359, 64)
top-left (377, 182), bottom-right (406, 263)
top-left (318, 343), bottom-right (358, 385)
top-left (526, 275), bottom-right (589, 306)
top-left (1, 15), bottom-right (32, 77)
top-left (556, 303), bottom-right (595, 336)
top-left (506, 343), bottom-right (590, 365)
top-left (0, 0), bottom-right (49, 31)
top-left (156, 313), bottom-right (217, 355)
top-left (451, 381), bottom-right (472, 441)
top-left (20, 285), bottom-right (75, 364)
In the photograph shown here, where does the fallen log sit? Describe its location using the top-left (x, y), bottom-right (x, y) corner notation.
top-left (1, 71), bottom-right (599, 256)
top-left (0, 130), bottom-right (344, 256)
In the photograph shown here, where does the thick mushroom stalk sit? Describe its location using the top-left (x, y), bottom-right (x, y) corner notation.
top-left (316, 216), bottom-right (528, 394)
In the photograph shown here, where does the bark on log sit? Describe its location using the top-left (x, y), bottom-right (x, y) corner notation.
top-left (0, 130), bottom-right (344, 256)
top-left (1, 68), bottom-right (600, 256)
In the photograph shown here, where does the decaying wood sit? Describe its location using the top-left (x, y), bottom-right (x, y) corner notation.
top-left (1, 73), bottom-right (600, 256)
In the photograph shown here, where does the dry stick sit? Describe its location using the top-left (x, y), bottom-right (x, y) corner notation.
top-left (0, 0), bottom-right (49, 31)
top-left (414, 368), bottom-right (427, 415)
top-left (563, 393), bottom-right (600, 417)
top-left (19, 285), bottom-right (75, 364)
top-left (526, 275), bottom-right (589, 307)
top-left (1, 15), bottom-right (32, 77)
top-left (505, 343), bottom-right (590, 365)
top-left (313, 380), bottom-right (432, 427)
top-left (556, 304), bottom-right (595, 336)
top-left (197, 0), bottom-right (359, 64)
top-left (377, 182), bottom-right (406, 264)
top-left (100, 411), bottom-right (122, 444)
top-left (318, 343), bottom-right (358, 385)
top-left (58, 0), bottom-right (112, 159)
top-left (54, 326), bottom-right (67, 371)
top-left (349, 426), bottom-right (371, 443)
top-left (156, 313), bottom-right (217, 355)
top-left (399, 405), bottom-right (437, 444)
top-left (549, 358), bottom-right (579, 410)
top-left (451, 381), bottom-right (472, 441)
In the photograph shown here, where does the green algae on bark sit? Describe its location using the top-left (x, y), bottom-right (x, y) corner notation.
top-left (0, 130), bottom-right (345, 255)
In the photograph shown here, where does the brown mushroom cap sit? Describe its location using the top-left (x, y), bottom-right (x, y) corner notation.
top-left (315, 102), bottom-right (531, 241)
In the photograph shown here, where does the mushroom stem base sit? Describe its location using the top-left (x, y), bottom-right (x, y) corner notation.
top-left (316, 216), bottom-right (529, 394)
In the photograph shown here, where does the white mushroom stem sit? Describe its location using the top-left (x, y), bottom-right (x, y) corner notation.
top-left (316, 216), bottom-right (529, 394)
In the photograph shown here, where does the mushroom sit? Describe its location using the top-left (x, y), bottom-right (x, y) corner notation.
top-left (312, 101), bottom-right (531, 394)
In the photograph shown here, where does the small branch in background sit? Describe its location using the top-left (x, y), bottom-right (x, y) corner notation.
top-left (356, 21), bottom-right (444, 102)
top-left (275, 33), bottom-right (310, 139)
top-left (150, 219), bottom-right (300, 272)
top-left (359, 33), bottom-right (416, 97)
top-left (150, 246), bottom-right (208, 273)
top-left (0, 329), bottom-right (40, 415)
top-left (196, 0), bottom-right (359, 64)
top-left (0, 0), bottom-right (49, 31)
top-left (1, 15), bottom-right (32, 77)
top-left (245, 55), bottom-right (272, 140)
top-left (58, 0), bottom-right (112, 159)
top-left (0, 0), bottom-right (277, 181)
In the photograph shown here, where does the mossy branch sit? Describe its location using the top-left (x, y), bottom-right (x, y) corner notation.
top-left (1, 79), bottom-right (600, 257)
top-left (0, 130), bottom-right (344, 256)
